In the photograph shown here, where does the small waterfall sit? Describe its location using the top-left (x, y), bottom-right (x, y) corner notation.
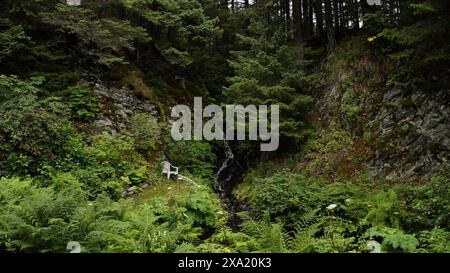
top-left (216, 141), bottom-right (247, 230)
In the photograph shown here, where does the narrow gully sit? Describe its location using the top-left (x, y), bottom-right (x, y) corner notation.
top-left (215, 141), bottom-right (249, 231)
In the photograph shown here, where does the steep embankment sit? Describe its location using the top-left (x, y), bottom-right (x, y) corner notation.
top-left (301, 38), bottom-right (449, 182)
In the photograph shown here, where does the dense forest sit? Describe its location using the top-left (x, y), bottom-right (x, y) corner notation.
top-left (0, 0), bottom-right (449, 253)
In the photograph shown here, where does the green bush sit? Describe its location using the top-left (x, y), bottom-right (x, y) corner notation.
top-left (175, 189), bottom-right (226, 229)
top-left (38, 72), bottom-right (80, 94)
top-left (0, 75), bottom-right (73, 177)
top-left (364, 226), bottom-right (419, 253)
top-left (245, 171), bottom-right (332, 228)
top-left (129, 113), bottom-right (162, 155)
top-left (417, 228), bottom-right (450, 253)
top-left (167, 140), bottom-right (217, 180)
top-left (396, 175), bottom-right (450, 231)
top-left (32, 132), bottom-right (150, 200)
top-left (67, 133), bottom-right (149, 199)
top-left (64, 84), bottom-right (98, 122)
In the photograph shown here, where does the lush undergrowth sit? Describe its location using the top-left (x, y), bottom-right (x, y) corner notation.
top-left (1, 55), bottom-right (448, 253)
top-left (234, 161), bottom-right (449, 253)
top-left (1, 0), bottom-right (449, 253)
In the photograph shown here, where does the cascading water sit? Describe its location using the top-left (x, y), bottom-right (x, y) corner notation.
top-left (216, 141), bottom-right (248, 230)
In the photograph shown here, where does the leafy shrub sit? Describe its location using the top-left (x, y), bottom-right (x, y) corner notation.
top-left (244, 170), bottom-right (358, 228)
top-left (33, 132), bottom-right (150, 200)
top-left (364, 226), bottom-right (419, 253)
top-left (396, 175), bottom-right (450, 231)
top-left (38, 72), bottom-right (80, 94)
top-left (167, 140), bottom-right (217, 180)
top-left (129, 113), bottom-right (162, 155)
top-left (175, 189), bottom-right (226, 229)
top-left (86, 134), bottom-right (147, 174)
top-left (64, 84), bottom-right (98, 122)
top-left (0, 75), bottom-right (73, 177)
top-left (416, 228), bottom-right (450, 253)
top-left (197, 228), bottom-right (259, 253)
top-left (341, 91), bottom-right (361, 122)
top-left (344, 189), bottom-right (399, 228)
top-left (47, 172), bottom-right (83, 192)
top-left (236, 209), bottom-right (356, 253)
top-left (68, 133), bottom-right (149, 199)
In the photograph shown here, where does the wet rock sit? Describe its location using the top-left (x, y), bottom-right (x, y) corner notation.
top-left (369, 88), bottom-right (450, 180)
top-left (383, 88), bottom-right (403, 101)
top-left (94, 118), bottom-right (113, 128)
top-left (91, 81), bottom-right (158, 134)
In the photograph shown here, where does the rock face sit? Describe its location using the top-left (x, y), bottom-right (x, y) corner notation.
top-left (91, 82), bottom-right (158, 135)
top-left (368, 88), bottom-right (450, 180)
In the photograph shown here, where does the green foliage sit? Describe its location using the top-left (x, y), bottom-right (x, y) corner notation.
top-left (196, 228), bottom-right (259, 253)
top-left (0, 76), bottom-right (151, 200)
top-left (396, 175), bottom-right (450, 231)
top-left (223, 8), bottom-right (314, 147)
top-left (38, 71), bottom-right (81, 94)
top-left (339, 77), bottom-right (361, 122)
top-left (365, 226), bottom-right (419, 253)
top-left (121, 0), bottom-right (222, 63)
top-left (0, 75), bottom-right (73, 177)
top-left (340, 94), bottom-right (360, 121)
top-left (304, 129), bottom-right (353, 154)
top-left (239, 216), bottom-right (290, 253)
top-left (40, 4), bottom-right (150, 68)
top-left (0, 0), bottom-right (448, 255)
top-left (0, 19), bottom-right (29, 62)
top-left (409, 1), bottom-right (439, 16)
top-left (369, 1), bottom-right (450, 90)
top-left (175, 189), bottom-right (225, 229)
top-left (244, 171), bottom-right (324, 228)
top-left (129, 113), bottom-right (162, 154)
top-left (238, 157), bottom-right (449, 253)
top-left (71, 133), bottom-right (149, 199)
top-left (416, 228), bottom-right (450, 253)
top-left (362, 11), bottom-right (392, 34)
top-left (0, 176), bottom-right (226, 253)
top-left (64, 84), bottom-right (98, 122)
top-left (235, 209), bottom-right (355, 253)
top-left (0, 177), bottom-right (85, 252)
top-left (167, 140), bottom-right (217, 180)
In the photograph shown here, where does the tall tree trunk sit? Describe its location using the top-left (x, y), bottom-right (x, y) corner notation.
top-left (301, 0), bottom-right (308, 36)
top-left (333, 0), bottom-right (340, 33)
top-left (313, 0), bottom-right (325, 40)
top-left (285, 0), bottom-right (291, 38)
top-left (324, 0), bottom-right (336, 49)
top-left (303, 0), bottom-right (313, 37)
top-left (352, 0), bottom-right (360, 30)
top-left (293, 0), bottom-right (304, 42)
